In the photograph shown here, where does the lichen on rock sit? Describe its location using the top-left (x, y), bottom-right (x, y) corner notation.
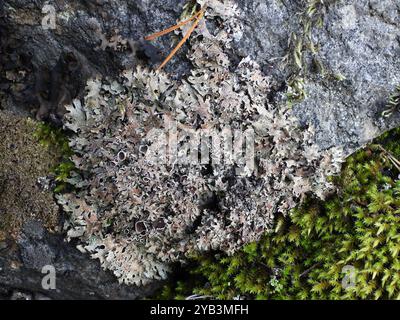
top-left (58, 0), bottom-right (344, 286)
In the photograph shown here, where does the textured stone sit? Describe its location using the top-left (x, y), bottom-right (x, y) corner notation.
top-left (0, 220), bottom-right (161, 299)
top-left (293, 0), bottom-right (400, 154)
top-left (231, 0), bottom-right (400, 154)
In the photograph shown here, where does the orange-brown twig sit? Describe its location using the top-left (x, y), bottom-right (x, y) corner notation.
top-left (145, 10), bottom-right (203, 41)
top-left (145, 8), bottom-right (205, 71)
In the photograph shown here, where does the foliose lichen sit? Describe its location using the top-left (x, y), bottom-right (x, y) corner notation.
top-left (57, 0), bottom-right (344, 286)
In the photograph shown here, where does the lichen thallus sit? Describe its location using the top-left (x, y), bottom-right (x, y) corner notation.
top-left (145, 6), bottom-right (205, 71)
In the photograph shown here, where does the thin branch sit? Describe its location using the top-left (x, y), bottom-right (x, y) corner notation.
top-left (145, 10), bottom-right (203, 41)
top-left (156, 10), bottom-right (204, 71)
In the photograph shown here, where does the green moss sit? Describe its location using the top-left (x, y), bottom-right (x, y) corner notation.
top-left (34, 122), bottom-right (75, 193)
top-left (157, 126), bottom-right (400, 300)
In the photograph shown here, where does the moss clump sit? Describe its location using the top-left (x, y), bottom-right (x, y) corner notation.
top-left (157, 127), bottom-right (400, 300)
top-left (0, 111), bottom-right (61, 238)
top-left (34, 122), bottom-right (75, 193)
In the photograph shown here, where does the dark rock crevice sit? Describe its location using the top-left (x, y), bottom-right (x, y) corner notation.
top-left (0, 220), bottom-right (161, 300)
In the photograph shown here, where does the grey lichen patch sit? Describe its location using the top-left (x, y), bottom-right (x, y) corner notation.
top-left (58, 0), bottom-right (344, 286)
top-left (0, 111), bottom-right (60, 240)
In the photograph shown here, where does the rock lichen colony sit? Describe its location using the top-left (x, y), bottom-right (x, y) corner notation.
top-left (58, 0), bottom-right (344, 285)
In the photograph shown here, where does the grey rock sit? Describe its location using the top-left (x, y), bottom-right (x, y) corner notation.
top-left (18, 221), bottom-right (56, 270)
top-left (232, 0), bottom-right (400, 154)
top-left (34, 293), bottom-right (52, 300)
top-left (293, 0), bottom-right (400, 154)
top-left (0, 220), bottom-right (161, 299)
top-left (0, 0), bottom-right (191, 121)
top-left (232, 0), bottom-right (303, 81)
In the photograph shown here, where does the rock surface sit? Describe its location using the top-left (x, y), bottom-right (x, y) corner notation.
top-left (0, 0), bottom-right (191, 122)
top-left (232, 0), bottom-right (400, 154)
top-left (294, 0), bottom-right (400, 153)
top-left (0, 220), bottom-right (160, 299)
